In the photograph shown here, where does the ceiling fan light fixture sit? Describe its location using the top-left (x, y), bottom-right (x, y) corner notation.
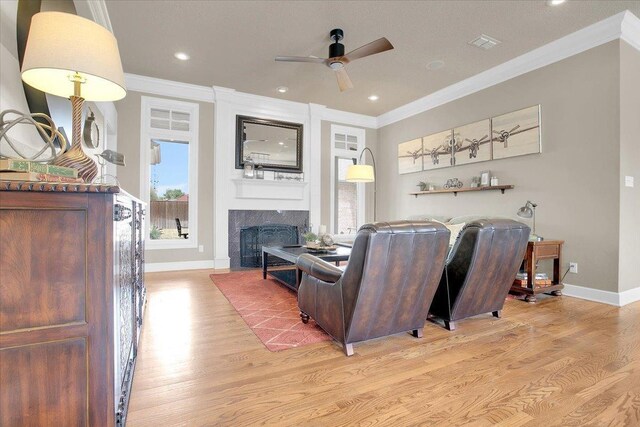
top-left (329, 61), bottom-right (344, 70)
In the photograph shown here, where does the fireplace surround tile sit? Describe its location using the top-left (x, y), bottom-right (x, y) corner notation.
top-left (228, 210), bottom-right (310, 269)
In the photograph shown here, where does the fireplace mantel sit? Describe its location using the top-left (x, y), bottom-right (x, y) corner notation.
top-left (232, 178), bottom-right (307, 200)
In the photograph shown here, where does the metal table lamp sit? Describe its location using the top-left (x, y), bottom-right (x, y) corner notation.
top-left (21, 11), bottom-right (126, 182)
top-left (346, 147), bottom-right (376, 221)
top-left (517, 200), bottom-right (543, 241)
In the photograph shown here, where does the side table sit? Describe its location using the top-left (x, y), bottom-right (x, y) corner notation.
top-left (510, 239), bottom-right (564, 303)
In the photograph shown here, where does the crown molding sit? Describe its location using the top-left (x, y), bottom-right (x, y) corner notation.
top-left (321, 107), bottom-right (378, 129)
top-left (87, 0), bottom-right (113, 32)
top-left (74, 0), bottom-right (113, 32)
top-left (125, 73), bottom-right (215, 103)
top-left (377, 10), bottom-right (632, 128)
top-left (621, 10), bottom-right (640, 52)
top-left (213, 86), bottom-right (310, 117)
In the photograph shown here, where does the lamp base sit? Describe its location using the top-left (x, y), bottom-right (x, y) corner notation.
top-left (52, 95), bottom-right (97, 183)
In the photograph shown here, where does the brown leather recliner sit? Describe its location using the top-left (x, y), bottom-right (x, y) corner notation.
top-left (429, 219), bottom-right (530, 330)
top-left (296, 220), bottom-right (450, 356)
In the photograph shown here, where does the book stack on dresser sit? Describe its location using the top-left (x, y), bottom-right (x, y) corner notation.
top-left (0, 159), bottom-right (82, 183)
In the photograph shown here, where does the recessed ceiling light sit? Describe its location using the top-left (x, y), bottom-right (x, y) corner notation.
top-left (547, 0), bottom-right (566, 5)
top-left (278, 141), bottom-right (284, 145)
top-left (174, 52), bottom-right (190, 61)
top-left (276, 86), bottom-right (288, 93)
top-left (427, 60), bottom-right (445, 70)
top-left (368, 95), bottom-right (379, 101)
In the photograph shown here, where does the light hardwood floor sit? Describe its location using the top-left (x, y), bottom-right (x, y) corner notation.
top-left (127, 269), bottom-right (640, 426)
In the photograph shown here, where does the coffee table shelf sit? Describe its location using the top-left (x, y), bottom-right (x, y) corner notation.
top-left (262, 245), bottom-right (351, 291)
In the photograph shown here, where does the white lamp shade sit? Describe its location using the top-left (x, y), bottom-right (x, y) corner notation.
top-left (21, 11), bottom-right (126, 101)
top-left (346, 164), bottom-right (374, 182)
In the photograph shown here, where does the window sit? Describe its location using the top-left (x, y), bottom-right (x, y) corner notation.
top-left (141, 97), bottom-right (199, 249)
top-left (330, 125), bottom-right (365, 235)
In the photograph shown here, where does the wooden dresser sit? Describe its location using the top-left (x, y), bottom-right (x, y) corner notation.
top-left (0, 181), bottom-right (146, 426)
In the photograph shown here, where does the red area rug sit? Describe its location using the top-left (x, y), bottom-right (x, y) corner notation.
top-left (210, 271), bottom-right (331, 352)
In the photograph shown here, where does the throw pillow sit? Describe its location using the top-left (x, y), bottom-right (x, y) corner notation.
top-left (445, 222), bottom-right (466, 247)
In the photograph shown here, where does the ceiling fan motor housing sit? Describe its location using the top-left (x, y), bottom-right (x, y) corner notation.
top-left (329, 28), bottom-right (345, 58)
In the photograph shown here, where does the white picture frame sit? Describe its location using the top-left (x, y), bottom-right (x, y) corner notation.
top-left (480, 170), bottom-right (491, 187)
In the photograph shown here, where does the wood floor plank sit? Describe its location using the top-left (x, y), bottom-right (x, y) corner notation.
top-left (126, 270), bottom-right (640, 426)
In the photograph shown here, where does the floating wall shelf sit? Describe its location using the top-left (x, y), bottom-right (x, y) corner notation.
top-left (410, 185), bottom-right (514, 197)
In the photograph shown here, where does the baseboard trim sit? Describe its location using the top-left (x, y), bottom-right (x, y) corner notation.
top-left (146, 260), bottom-right (216, 272)
top-left (563, 283), bottom-right (640, 307)
top-left (620, 286), bottom-right (640, 306)
top-left (214, 257), bottom-right (231, 270)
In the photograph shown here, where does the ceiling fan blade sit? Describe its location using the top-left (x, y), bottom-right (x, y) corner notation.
top-left (275, 56), bottom-right (326, 64)
top-left (343, 37), bottom-right (394, 62)
top-left (335, 67), bottom-right (353, 92)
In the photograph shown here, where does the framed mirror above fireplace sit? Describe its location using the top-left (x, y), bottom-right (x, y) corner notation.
top-left (235, 115), bottom-right (303, 173)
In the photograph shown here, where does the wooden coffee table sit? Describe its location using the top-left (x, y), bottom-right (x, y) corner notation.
top-left (262, 245), bottom-right (351, 292)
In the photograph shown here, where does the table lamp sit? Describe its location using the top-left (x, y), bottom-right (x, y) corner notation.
top-left (346, 147), bottom-right (376, 221)
top-left (517, 200), bottom-right (543, 241)
top-left (21, 11), bottom-right (126, 182)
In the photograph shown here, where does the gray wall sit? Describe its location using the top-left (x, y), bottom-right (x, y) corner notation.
top-left (115, 91), bottom-right (215, 264)
top-left (320, 121), bottom-right (378, 228)
top-left (377, 41), bottom-right (623, 293)
top-left (618, 42), bottom-right (640, 293)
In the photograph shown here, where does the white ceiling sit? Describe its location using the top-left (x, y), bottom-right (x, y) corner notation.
top-left (106, 1), bottom-right (640, 116)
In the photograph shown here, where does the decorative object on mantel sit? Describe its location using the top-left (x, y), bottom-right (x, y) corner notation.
top-left (491, 176), bottom-right (499, 186)
top-left (275, 171), bottom-right (304, 181)
top-left (21, 11), bottom-right (127, 182)
top-left (410, 184), bottom-right (514, 198)
top-left (243, 156), bottom-right (255, 178)
top-left (471, 176), bottom-right (481, 188)
top-left (0, 109), bottom-right (67, 162)
top-left (396, 105), bottom-right (541, 175)
top-left (517, 200), bottom-right (543, 241)
top-left (417, 181), bottom-right (428, 191)
top-left (444, 178), bottom-right (463, 189)
top-left (346, 147), bottom-right (377, 221)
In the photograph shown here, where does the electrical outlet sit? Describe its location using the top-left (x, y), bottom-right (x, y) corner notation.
top-left (198, 245), bottom-right (204, 253)
top-left (569, 262), bottom-right (578, 274)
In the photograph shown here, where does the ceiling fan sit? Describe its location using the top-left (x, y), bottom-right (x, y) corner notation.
top-left (275, 29), bottom-right (394, 92)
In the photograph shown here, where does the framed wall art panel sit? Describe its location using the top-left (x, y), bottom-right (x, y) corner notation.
top-left (422, 130), bottom-right (453, 171)
top-left (453, 119), bottom-right (492, 166)
top-left (397, 138), bottom-right (423, 174)
top-left (492, 105), bottom-right (541, 160)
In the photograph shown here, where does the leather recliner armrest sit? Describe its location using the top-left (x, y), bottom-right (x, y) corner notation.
top-left (296, 253), bottom-right (344, 284)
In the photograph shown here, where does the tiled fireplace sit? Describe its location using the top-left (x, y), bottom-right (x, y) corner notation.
top-left (228, 210), bottom-right (310, 269)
